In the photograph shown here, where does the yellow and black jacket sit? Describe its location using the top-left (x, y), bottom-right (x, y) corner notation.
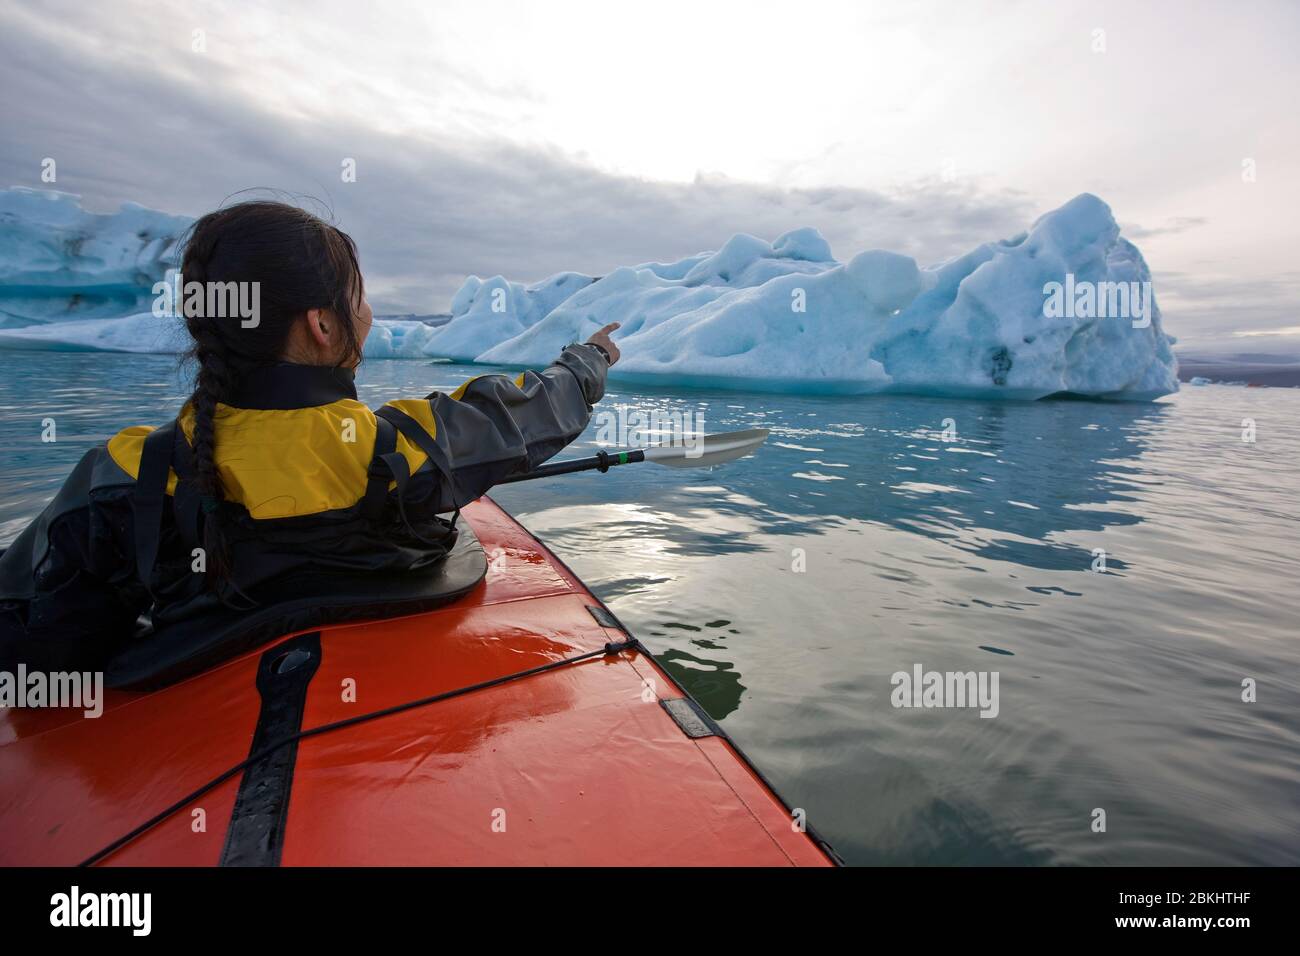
top-left (0, 344), bottom-right (608, 672)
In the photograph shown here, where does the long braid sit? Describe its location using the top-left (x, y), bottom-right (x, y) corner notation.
top-left (180, 234), bottom-right (239, 590)
top-left (188, 331), bottom-right (230, 502)
top-left (188, 328), bottom-right (236, 587)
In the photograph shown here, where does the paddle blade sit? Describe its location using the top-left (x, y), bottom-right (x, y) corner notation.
top-left (640, 428), bottom-right (770, 468)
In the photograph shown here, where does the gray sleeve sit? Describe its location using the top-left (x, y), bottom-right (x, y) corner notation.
top-left (408, 343), bottom-right (609, 507)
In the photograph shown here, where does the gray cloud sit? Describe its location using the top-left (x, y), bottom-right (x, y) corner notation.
top-left (1153, 270), bottom-right (1300, 343)
top-left (1121, 216), bottom-right (1209, 240)
top-left (0, 2), bottom-right (1037, 314)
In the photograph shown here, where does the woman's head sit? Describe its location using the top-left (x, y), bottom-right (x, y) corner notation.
top-left (179, 200), bottom-right (371, 375)
top-left (177, 200), bottom-right (371, 592)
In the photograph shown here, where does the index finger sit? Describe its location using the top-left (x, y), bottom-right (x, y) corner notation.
top-left (595, 322), bottom-right (621, 335)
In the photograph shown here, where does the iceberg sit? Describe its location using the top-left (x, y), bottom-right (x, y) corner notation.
top-left (421, 271), bottom-right (598, 361)
top-left (0, 187), bottom-right (192, 326)
top-left (0, 310), bottom-right (188, 352)
top-left (0, 311), bottom-right (461, 359)
top-left (0, 189), bottom-right (1178, 400)
top-left (459, 194), bottom-right (1177, 400)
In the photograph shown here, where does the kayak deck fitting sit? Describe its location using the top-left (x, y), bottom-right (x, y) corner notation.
top-left (0, 497), bottom-right (837, 866)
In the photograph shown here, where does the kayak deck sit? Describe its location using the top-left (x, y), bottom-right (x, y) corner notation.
top-left (0, 497), bottom-right (835, 866)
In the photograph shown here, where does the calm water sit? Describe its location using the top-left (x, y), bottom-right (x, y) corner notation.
top-left (2, 352), bottom-right (1297, 865)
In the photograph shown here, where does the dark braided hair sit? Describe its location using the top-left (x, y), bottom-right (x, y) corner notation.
top-left (177, 201), bottom-right (366, 590)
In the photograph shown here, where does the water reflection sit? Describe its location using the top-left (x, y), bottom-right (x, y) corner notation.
top-left (646, 618), bottom-right (747, 719)
top-left (1, 355), bottom-right (1173, 575)
top-left (523, 386), bottom-right (1174, 576)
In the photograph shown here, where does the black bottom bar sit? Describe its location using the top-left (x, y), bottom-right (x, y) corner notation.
top-left (11, 865), bottom-right (1289, 940)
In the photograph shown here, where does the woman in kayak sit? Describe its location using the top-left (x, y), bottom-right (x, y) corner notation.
top-left (0, 201), bottom-right (620, 672)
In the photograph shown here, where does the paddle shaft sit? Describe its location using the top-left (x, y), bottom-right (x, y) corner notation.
top-left (498, 448), bottom-right (646, 484)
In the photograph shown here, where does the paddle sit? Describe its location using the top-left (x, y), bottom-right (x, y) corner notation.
top-left (497, 428), bottom-right (770, 483)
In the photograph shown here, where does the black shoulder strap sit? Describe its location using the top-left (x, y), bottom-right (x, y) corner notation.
top-left (362, 416), bottom-right (399, 521)
top-left (364, 411), bottom-right (458, 548)
top-left (134, 422), bottom-right (176, 601)
top-left (375, 405), bottom-right (463, 524)
top-left (170, 424), bottom-right (202, 551)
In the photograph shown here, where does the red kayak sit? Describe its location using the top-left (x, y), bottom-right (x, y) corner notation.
top-left (0, 497), bottom-right (838, 867)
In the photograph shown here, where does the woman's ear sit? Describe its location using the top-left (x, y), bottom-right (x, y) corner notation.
top-left (305, 308), bottom-right (333, 351)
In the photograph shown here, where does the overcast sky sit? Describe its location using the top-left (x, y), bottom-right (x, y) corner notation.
top-left (1, 0), bottom-right (1296, 347)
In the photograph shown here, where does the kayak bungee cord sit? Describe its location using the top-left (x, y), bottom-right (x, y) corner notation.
top-left (79, 636), bottom-right (641, 867)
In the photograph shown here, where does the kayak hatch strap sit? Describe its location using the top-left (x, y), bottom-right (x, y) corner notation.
top-left (78, 635), bottom-right (641, 867)
top-left (220, 632), bottom-right (322, 867)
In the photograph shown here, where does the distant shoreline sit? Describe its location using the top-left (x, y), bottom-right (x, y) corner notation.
top-left (1176, 356), bottom-right (1300, 388)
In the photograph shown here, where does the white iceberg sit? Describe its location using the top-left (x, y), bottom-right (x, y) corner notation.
top-left (420, 271), bottom-right (598, 361)
top-left (0, 189), bottom-right (1178, 400)
top-left (457, 194), bottom-right (1178, 400)
top-left (0, 187), bottom-right (191, 325)
top-left (0, 311), bottom-right (188, 352)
